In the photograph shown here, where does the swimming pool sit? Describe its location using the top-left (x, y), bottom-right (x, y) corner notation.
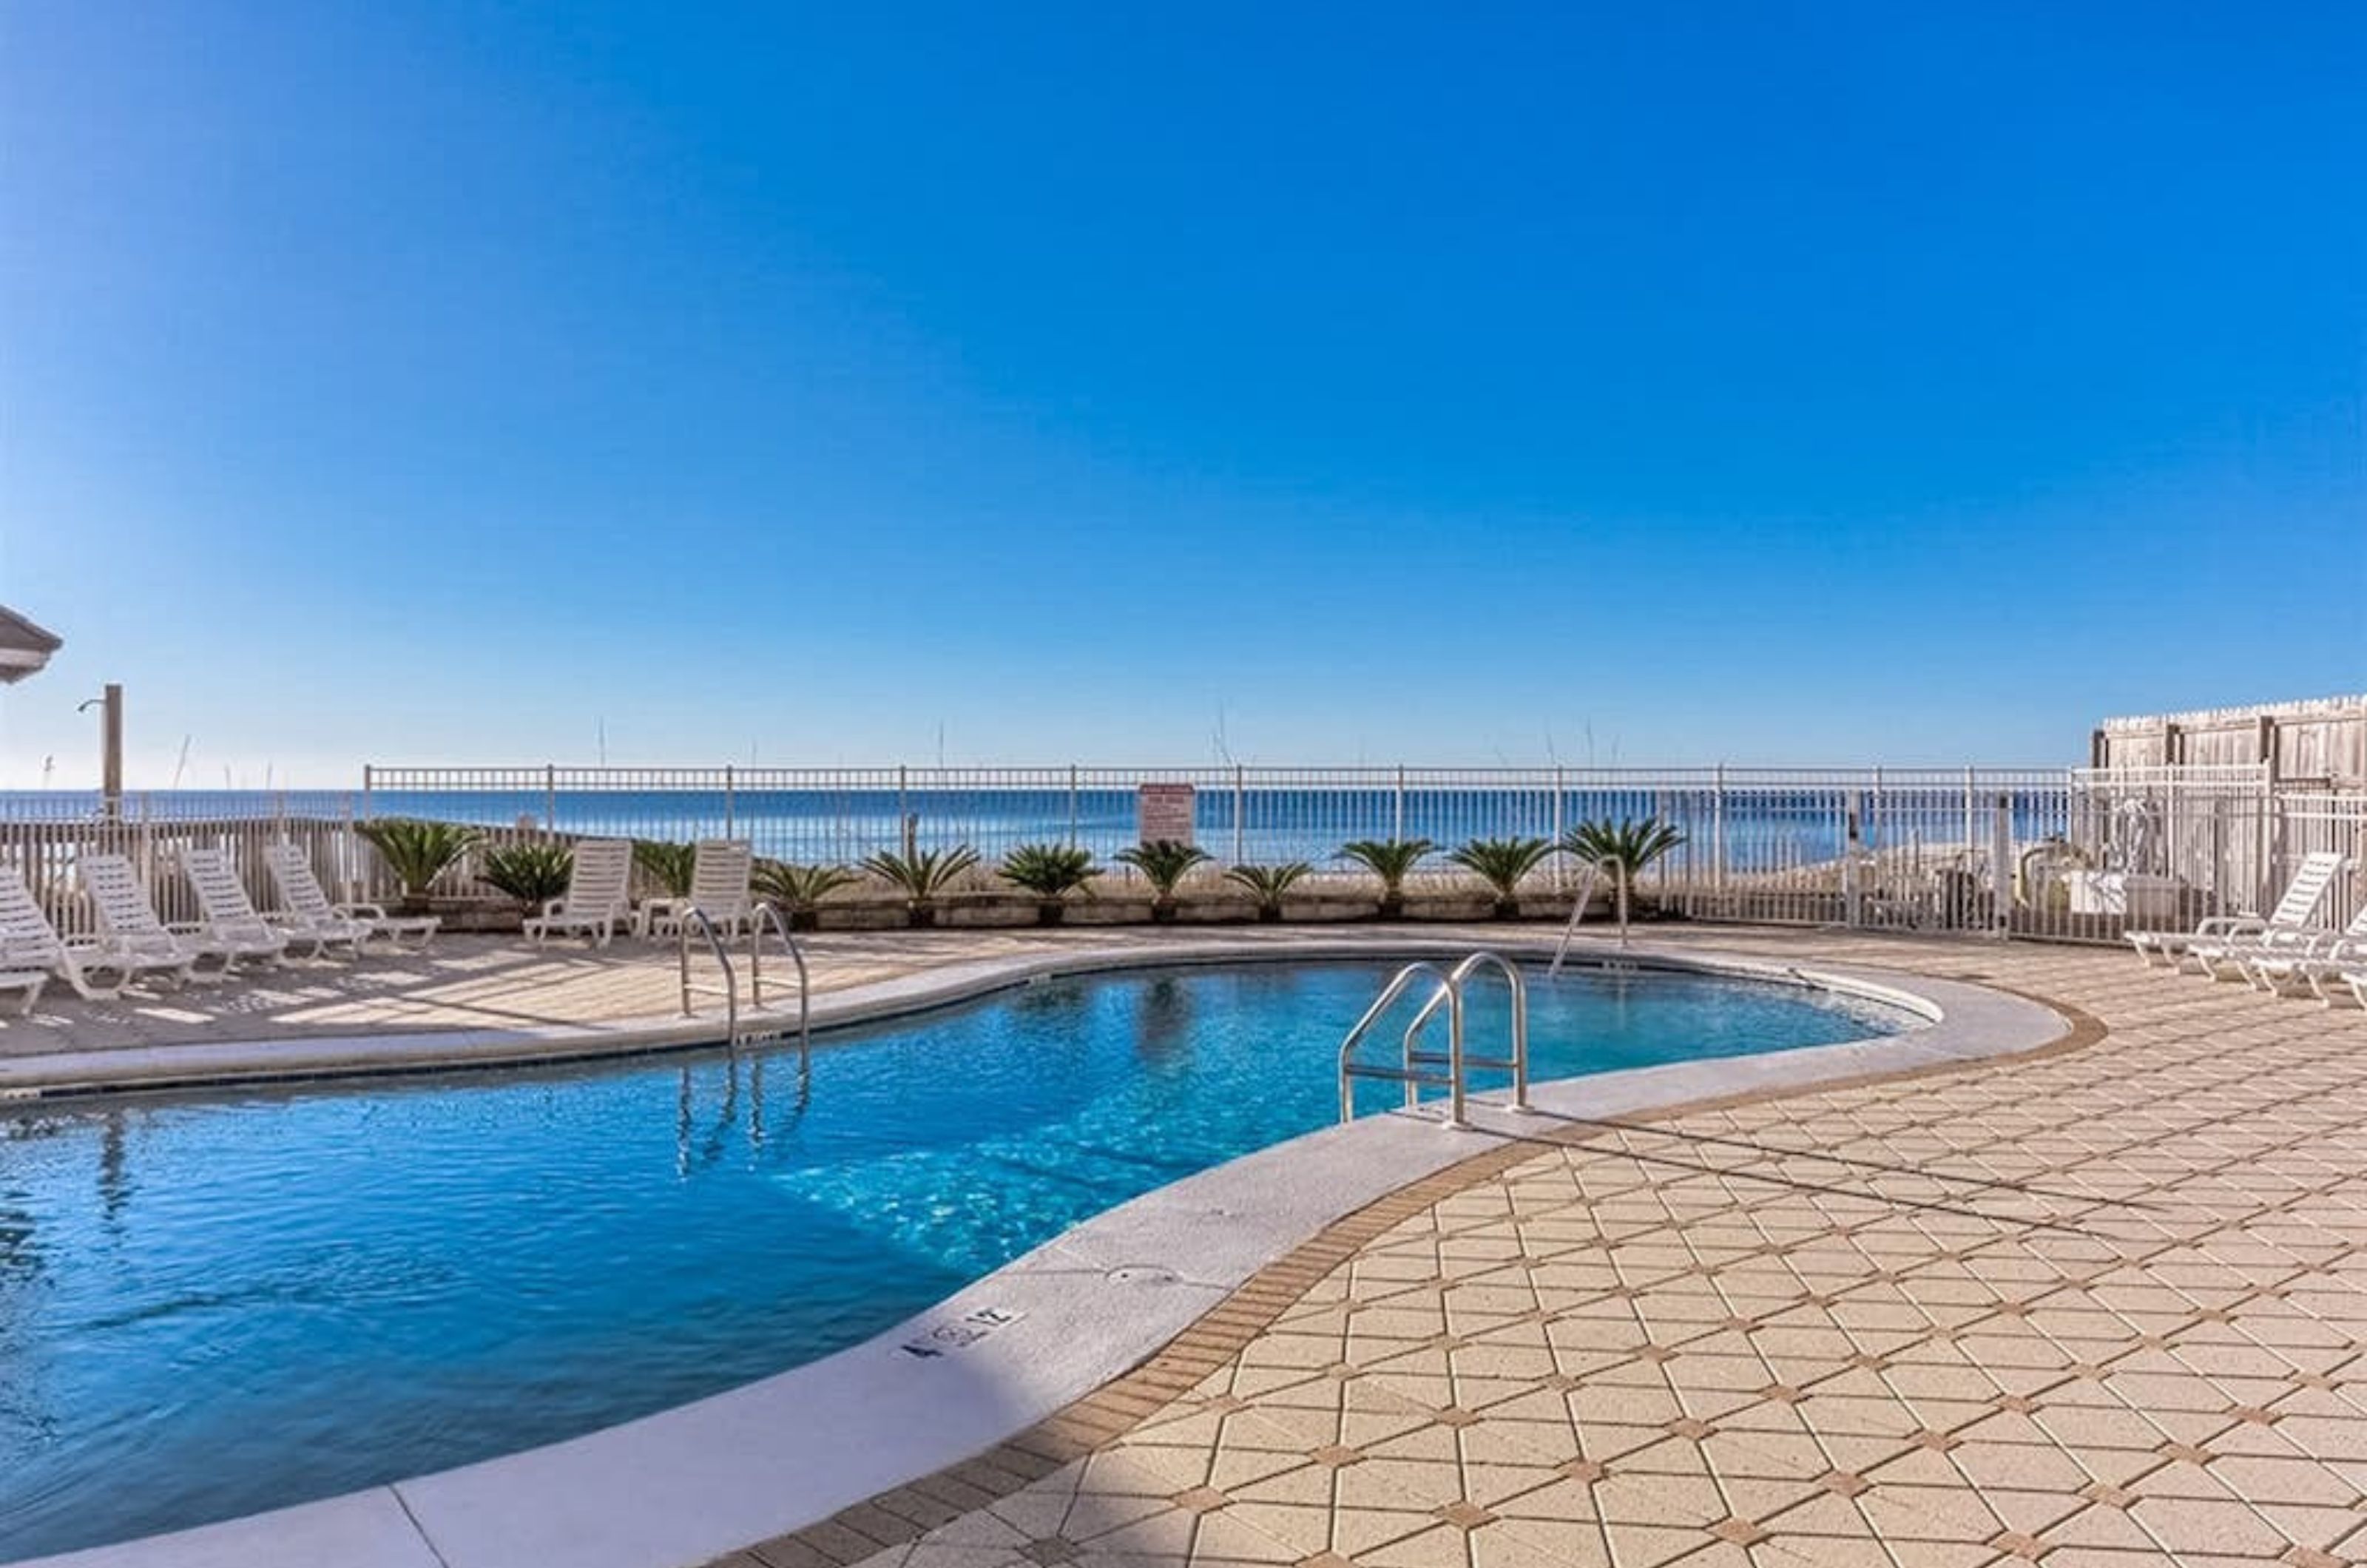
top-left (0, 958), bottom-right (1907, 1561)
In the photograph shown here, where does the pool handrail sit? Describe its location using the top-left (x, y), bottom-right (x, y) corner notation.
top-left (747, 899), bottom-right (811, 1052)
top-left (1549, 862), bottom-right (1605, 973)
top-left (1337, 959), bottom-right (1466, 1128)
top-left (1402, 950), bottom-right (1530, 1112)
top-left (677, 905), bottom-right (741, 1048)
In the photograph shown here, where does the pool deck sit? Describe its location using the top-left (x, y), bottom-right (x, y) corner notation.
top-left (15, 927), bottom-right (2367, 1568)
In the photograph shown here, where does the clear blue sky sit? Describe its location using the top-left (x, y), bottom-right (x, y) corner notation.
top-left (2, 2), bottom-right (2360, 786)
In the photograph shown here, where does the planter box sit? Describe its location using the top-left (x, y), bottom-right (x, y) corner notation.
top-left (2062, 871), bottom-right (2181, 922)
top-left (425, 897), bottom-right (524, 933)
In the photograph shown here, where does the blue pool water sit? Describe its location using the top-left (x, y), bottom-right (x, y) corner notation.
top-left (0, 959), bottom-right (1905, 1561)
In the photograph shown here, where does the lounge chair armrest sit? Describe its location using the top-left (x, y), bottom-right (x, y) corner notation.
top-left (536, 898), bottom-right (567, 918)
top-left (335, 902), bottom-right (392, 922)
top-left (165, 921), bottom-right (209, 936)
top-left (2192, 916), bottom-right (2264, 938)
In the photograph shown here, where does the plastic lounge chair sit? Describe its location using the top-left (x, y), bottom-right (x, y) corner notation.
top-left (266, 842), bottom-right (438, 953)
top-left (641, 839), bottom-right (755, 940)
top-left (523, 839), bottom-right (633, 948)
top-left (0, 961), bottom-right (42, 1016)
top-left (75, 852), bottom-right (236, 983)
top-left (179, 848), bottom-right (292, 970)
top-left (2126, 851), bottom-right (2342, 972)
top-left (0, 862), bottom-right (191, 1000)
top-left (2245, 930), bottom-right (2367, 1006)
top-left (2221, 889), bottom-right (2367, 988)
top-left (2190, 896), bottom-right (2360, 983)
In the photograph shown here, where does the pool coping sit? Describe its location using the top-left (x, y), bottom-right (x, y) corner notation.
top-left (15, 937), bottom-right (2070, 1568)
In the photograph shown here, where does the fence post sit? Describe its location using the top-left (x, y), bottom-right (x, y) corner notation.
top-left (1550, 768), bottom-right (1566, 891)
top-left (1068, 765), bottom-right (1080, 848)
top-left (1393, 766), bottom-right (1405, 842)
top-left (1991, 794), bottom-right (2014, 939)
top-left (2262, 769), bottom-right (2281, 919)
top-left (723, 765), bottom-right (736, 837)
top-left (1713, 765), bottom-right (1728, 897)
top-left (361, 764), bottom-right (376, 823)
top-left (1232, 766), bottom-right (1246, 865)
top-left (543, 766), bottom-right (557, 832)
top-left (1843, 789), bottom-right (1863, 928)
top-left (1964, 766), bottom-right (1976, 865)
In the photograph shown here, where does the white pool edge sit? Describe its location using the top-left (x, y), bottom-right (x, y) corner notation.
top-left (18, 939), bottom-right (2067, 1568)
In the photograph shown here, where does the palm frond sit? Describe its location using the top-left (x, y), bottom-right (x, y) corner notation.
top-left (1338, 838), bottom-right (1434, 893)
top-left (860, 845), bottom-right (982, 900)
top-left (356, 818), bottom-right (483, 896)
top-left (1115, 839), bottom-right (1212, 896)
top-left (999, 843), bottom-right (1101, 899)
top-left (752, 859), bottom-right (858, 910)
top-left (479, 841), bottom-right (574, 905)
top-left (1445, 836), bottom-right (1553, 897)
top-left (1224, 861), bottom-right (1312, 910)
top-left (632, 839), bottom-right (698, 898)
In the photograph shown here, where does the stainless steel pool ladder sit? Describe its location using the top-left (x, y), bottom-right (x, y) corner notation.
top-left (677, 900), bottom-right (811, 1052)
top-left (1548, 862), bottom-right (1604, 976)
top-left (1403, 951), bottom-right (1529, 1112)
top-left (1336, 950), bottom-right (1529, 1129)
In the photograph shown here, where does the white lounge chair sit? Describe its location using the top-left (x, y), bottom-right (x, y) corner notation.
top-left (2190, 865), bottom-right (2362, 981)
top-left (523, 839), bottom-right (633, 948)
top-left (0, 870), bottom-right (58, 1010)
top-left (1, 862), bottom-right (196, 1001)
top-left (2127, 851), bottom-right (2342, 972)
top-left (5, 867), bottom-right (151, 999)
top-left (76, 851), bottom-right (238, 982)
top-left (639, 839), bottom-right (755, 940)
top-left (0, 960), bottom-right (42, 1015)
top-left (2243, 929), bottom-right (2367, 1006)
top-left (179, 848), bottom-right (291, 970)
top-left (266, 842), bottom-right (439, 953)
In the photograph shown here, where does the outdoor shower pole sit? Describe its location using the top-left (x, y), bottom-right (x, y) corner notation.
top-left (78, 684), bottom-right (124, 820)
top-left (102, 684), bottom-right (122, 819)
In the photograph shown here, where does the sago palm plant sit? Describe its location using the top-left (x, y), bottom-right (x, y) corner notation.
top-left (999, 843), bottom-right (1101, 925)
top-left (479, 841), bottom-right (575, 908)
top-left (1447, 836), bottom-right (1553, 919)
top-left (357, 818), bottom-right (482, 913)
top-left (860, 845), bottom-right (982, 927)
top-left (1340, 837), bottom-right (1434, 919)
top-left (1225, 861), bottom-right (1311, 922)
top-left (632, 840), bottom-right (698, 899)
top-left (1559, 816), bottom-right (1688, 945)
top-left (1116, 839), bottom-right (1212, 922)
top-left (752, 859), bottom-right (859, 930)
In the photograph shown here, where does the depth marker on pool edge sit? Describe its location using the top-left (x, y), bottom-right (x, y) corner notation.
top-left (901, 1305), bottom-right (1026, 1359)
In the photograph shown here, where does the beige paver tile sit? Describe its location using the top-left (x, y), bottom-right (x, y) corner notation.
top-left (201, 929), bottom-right (2349, 1568)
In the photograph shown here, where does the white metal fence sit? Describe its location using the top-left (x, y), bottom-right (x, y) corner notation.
top-left (3, 763), bottom-right (2359, 943)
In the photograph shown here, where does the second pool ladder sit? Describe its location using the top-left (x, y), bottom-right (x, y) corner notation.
top-left (1337, 950), bottom-right (1529, 1128)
